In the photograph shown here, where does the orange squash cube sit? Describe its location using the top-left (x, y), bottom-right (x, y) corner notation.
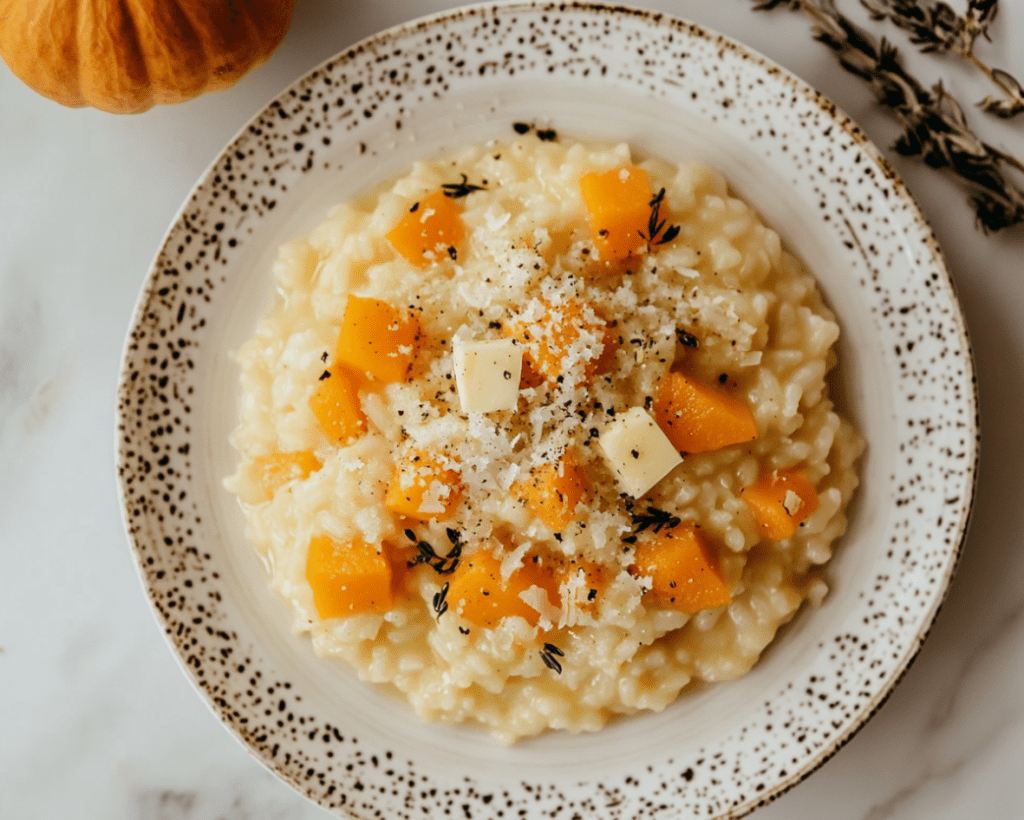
top-left (512, 448), bottom-right (587, 531)
top-left (517, 356), bottom-right (547, 389)
top-left (447, 549), bottom-right (556, 629)
top-left (554, 555), bottom-right (608, 614)
top-left (503, 296), bottom-right (612, 386)
top-left (386, 189), bottom-right (465, 267)
top-left (741, 469), bottom-right (820, 540)
top-left (253, 450), bottom-right (322, 500)
top-left (631, 523), bottom-right (731, 614)
top-left (652, 371), bottom-right (757, 455)
top-left (309, 367), bottom-right (366, 444)
top-left (384, 450), bottom-right (463, 521)
top-left (305, 534), bottom-right (393, 619)
top-left (334, 294), bottom-right (422, 383)
top-left (580, 165), bottom-right (652, 262)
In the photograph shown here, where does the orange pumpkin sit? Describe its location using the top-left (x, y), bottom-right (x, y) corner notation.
top-left (0, 0), bottom-right (296, 114)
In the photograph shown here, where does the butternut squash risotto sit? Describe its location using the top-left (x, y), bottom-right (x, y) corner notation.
top-left (225, 130), bottom-right (863, 742)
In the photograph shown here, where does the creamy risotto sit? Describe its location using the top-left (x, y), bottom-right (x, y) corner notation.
top-left (225, 129), bottom-right (863, 742)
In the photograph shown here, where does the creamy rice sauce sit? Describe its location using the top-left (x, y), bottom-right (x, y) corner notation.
top-left (225, 132), bottom-right (863, 742)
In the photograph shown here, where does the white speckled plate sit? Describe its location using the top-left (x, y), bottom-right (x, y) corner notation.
top-left (116, 3), bottom-right (978, 818)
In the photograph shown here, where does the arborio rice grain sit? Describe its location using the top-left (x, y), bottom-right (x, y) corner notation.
top-left (225, 132), bottom-right (864, 742)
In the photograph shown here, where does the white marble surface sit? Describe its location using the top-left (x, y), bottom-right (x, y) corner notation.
top-left (2, 1), bottom-right (1022, 818)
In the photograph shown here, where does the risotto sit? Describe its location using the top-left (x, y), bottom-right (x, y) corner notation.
top-left (225, 129), bottom-right (863, 742)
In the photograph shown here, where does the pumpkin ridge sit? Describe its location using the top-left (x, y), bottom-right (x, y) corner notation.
top-left (67, 0), bottom-right (84, 103)
top-left (249, 1), bottom-right (292, 71)
top-left (0, 0), bottom-right (87, 107)
top-left (202, 1), bottom-right (258, 90)
top-left (128, 0), bottom-right (207, 107)
top-left (80, 0), bottom-right (153, 113)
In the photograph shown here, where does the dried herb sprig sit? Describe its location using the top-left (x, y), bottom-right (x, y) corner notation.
top-left (860, 0), bottom-right (1024, 118)
top-left (629, 505), bottom-right (682, 535)
top-left (432, 582), bottom-right (450, 620)
top-left (754, 0), bottom-right (1024, 231)
top-left (639, 188), bottom-right (681, 246)
top-left (540, 642), bottom-right (564, 673)
top-left (404, 527), bottom-right (463, 574)
top-left (442, 173), bottom-right (486, 199)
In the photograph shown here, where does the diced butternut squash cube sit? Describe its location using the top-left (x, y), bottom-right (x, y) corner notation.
top-left (520, 553), bottom-right (563, 605)
top-left (334, 294), bottom-right (422, 383)
top-left (517, 355), bottom-right (546, 389)
top-left (385, 450), bottom-right (462, 521)
top-left (447, 549), bottom-right (556, 629)
top-left (305, 534), bottom-right (393, 619)
top-left (512, 448), bottom-right (587, 531)
top-left (503, 296), bottom-right (613, 386)
top-left (253, 450), bottom-right (322, 500)
top-left (580, 165), bottom-right (652, 262)
top-left (386, 189), bottom-right (465, 267)
top-left (631, 523), bottom-right (731, 614)
top-left (554, 555), bottom-right (608, 614)
top-left (741, 469), bottom-right (820, 540)
top-left (309, 368), bottom-right (366, 444)
top-left (653, 371), bottom-right (757, 454)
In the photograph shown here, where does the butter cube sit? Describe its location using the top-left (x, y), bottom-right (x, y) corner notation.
top-left (453, 337), bottom-right (523, 413)
top-left (599, 406), bottom-right (683, 497)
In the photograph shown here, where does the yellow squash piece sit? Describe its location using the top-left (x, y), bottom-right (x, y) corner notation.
top-left (741, 469), bottom-right (820, 540)
top-left (653, 371), bottom-right (757, 454)
top-left (386, 189), bottom-right (465, 267)
top-left (513, 448), bottom-right (588, 531)
top-left (308, 367), bottom-right (366, 444)
top-left (545, 552), bottom-right (608, 614)
top-left (253, 450), bottom-right (322, 500)
top-left (447, 549), bottom-right (556, 629)
top-left (580, 165), bottom-right (652, 262)
top-left (631, 523), bottom-right (731, 614)
top-left (385, 450), bottom-right (463, 521)
top-left (503, 296), bottom-right (615, 386)
top-left (334, 294), bottom-right (423, 383)
top-left (305, 534), bottom-right (393, 619)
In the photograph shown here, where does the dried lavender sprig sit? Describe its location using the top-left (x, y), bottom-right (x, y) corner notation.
top-left (860, 0), bottom-right (1024, 118)
top-left (753, 0), bottom-right (1024, 231)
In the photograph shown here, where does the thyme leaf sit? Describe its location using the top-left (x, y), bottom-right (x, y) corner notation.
top-left (638, 188), bottom-right (681, 246)
top-left (859, 0), bottom-right (1024, 118)
top-left (754, 0), bottom-right (1024, 231)
top-left (432, 582), bottom-right (450, 620)
top-left (540, 642), bottom-right (564, 674)
top-left (629, 505), bottom-right (682, 535)
top-left (404, 528), bottom-right (462, 574)
top-left (442, 173), bottom-right (486, 199)
top-left (979, 68), bottom-right (1024, 119)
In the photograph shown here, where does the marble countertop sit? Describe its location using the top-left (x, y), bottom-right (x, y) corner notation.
top-left (2, 1), bottom-right (1022, 818)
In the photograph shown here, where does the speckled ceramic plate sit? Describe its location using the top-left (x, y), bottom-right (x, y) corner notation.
top-left (116, 3), bottom-right (978, 818)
